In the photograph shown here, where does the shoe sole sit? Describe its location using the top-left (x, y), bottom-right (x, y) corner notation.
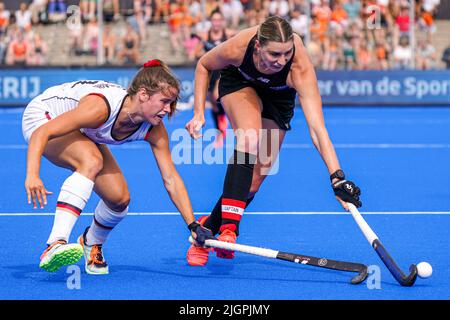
top-left (187, 246), bottom-right (210, 266)
top-left (84, 266), bottom-right (109, 275)
top-left (39, 244), bottom-right (83, 273)
top-left (188, 261), bottom-right (207, 266)
top-left (77, 236), bottom-right (109, 275)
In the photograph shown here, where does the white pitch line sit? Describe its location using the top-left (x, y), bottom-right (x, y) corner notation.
top-left (2, 143), bottom-right (450, 150)
top-left (1, 211), bottom-right (450, 217)
top-left (0, 144), bottom-right (28, 149)
top-left (324, 119), bottom-right (450, 125)
top-left (282, 143), bottom-right (450, 149)
top-left (0, 108), bottom-right (24, 114)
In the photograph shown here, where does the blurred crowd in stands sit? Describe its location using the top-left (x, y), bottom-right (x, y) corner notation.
top-left (0, 0), bottom-right (449, 69)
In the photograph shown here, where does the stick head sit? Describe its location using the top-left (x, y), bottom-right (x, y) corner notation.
top-left (350, 265), bottom-right (369, 284)
top-left (400, 264), bottom-right (418, 287)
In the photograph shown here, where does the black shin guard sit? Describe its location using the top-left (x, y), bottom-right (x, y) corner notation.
top-left (203, 197), bottom-right (222, 235)
top-left (220, 150), bottom-right (256, 235)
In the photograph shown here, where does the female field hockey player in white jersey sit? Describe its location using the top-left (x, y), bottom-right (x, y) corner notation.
top-left (23, 59), bottom-right (213, 274)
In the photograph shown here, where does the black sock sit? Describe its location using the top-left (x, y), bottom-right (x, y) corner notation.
top-left (219, 150), bottom-right (256, 236)
top-left (203, 197), bottom-right (222, 235)
top-left (204, 194), bottom-right (256, 235)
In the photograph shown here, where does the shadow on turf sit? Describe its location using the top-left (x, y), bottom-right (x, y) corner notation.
top-left (3, 262), bottom-right (429, 290)
top-left (109, 255), bottom-right (373, 286)
top-left (5, 264), bottom-right (69, 283)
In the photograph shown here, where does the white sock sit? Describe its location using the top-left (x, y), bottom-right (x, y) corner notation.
top-left (86, 200), bottom-right (128, 245)
top-left (47, 172), bottom-right (94, 244)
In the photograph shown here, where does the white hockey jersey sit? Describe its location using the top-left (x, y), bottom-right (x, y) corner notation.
top-left (24, 80), bottom-right (152, 144)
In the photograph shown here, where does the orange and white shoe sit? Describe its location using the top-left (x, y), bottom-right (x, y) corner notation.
top-left (187, 216), bottom-right (212, 266)
top-left (78, 227), bottom-right (109, 275)
top-left (39, 240), bottom-right (83, 273)
top-left (215, 228), bottom-right (237, 259)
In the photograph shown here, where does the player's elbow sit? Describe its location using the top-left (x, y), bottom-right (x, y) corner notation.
top-left (197, 56), bottom-right (213, 73)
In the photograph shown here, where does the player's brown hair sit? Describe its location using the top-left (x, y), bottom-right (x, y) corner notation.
top-left (257, 16), bottom-right (293, 47)
top-left (127, 59), bottom-right (180, 118)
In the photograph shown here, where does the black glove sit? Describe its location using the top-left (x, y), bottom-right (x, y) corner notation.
top-left (332, 179), bottom-right (362, 208)
top-left (188, 221), bottom-right (215, 246)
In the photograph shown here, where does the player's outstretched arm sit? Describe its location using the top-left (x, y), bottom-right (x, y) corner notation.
top-left (146, 123), bottom-right (213, 244)
top-left (289, 36), bottom-right (362, 210)
top-left (25, 95), bottom-right (109, 209)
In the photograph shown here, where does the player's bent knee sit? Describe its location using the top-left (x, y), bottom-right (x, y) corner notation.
top-left (79, 154), bottom-right (104, 178)
top-left (105, 194), bottom-right (130, 213)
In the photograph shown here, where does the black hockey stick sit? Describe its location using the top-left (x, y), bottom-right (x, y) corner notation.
top-left (348, 203), bottom-right (418, 286)
top-left (189, 236), bottom-right (368, 284)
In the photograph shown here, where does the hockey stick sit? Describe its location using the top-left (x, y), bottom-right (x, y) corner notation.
top-left (188, 236), bottom-right (368, 284)
top-left (347, 203), bottom-right (418, 286)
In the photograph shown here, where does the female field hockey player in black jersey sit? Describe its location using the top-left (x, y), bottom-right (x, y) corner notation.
top-left (185, 16), bottom-right (362, 266)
